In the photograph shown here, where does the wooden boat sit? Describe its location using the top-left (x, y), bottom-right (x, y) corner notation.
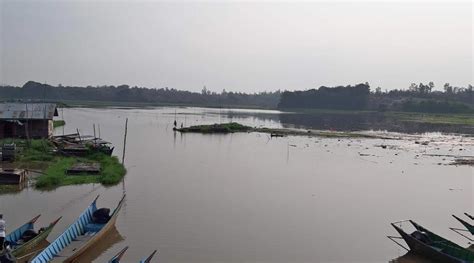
top-left (109, 247), bottom-right (157, 263)
top-left (140, 250), bottom-right (157, 263)
top-left (388, 220), bottom-right (474, 263)
top-left (31, 194), bottom-right (126, 263)
top-left (109, 246), bottom-right (128, 263)
top-left (451, 214), bottom-right (474, 241)
top-left (6, 215), bottom-right (61, 257)
top-left (466, 213), bottom-right (474, 221)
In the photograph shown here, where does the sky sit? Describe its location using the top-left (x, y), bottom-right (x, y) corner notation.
top-left (0, 0), bottom-right (472, 93)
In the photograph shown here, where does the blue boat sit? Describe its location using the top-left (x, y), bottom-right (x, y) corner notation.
top-left (6, 215), bottom-right (61, 257)
top-left (31, 194), bottom-right (126, 263)
top-left (109, 246), bottom-right (128, 263)
top-left (109, 247), bottom-right (157, 263)
top-left (140, 250), bottom-right (157, 263)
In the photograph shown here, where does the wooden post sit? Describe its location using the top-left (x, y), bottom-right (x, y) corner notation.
top-left (122, 118), bottom-right (128, 164)
top-left (93, 124), bottom-right (97, 146)
top-left (25, 103), bottom-right (30, 146)
top-left (76, 128), bottom-right (82, 142)
top-left (61, 107), bottom-right (65, 135)
top-left (98, 124), bottom-right (101, 138)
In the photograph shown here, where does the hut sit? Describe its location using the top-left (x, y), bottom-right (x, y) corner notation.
top-left (0, 103), bottom-right (59, 139)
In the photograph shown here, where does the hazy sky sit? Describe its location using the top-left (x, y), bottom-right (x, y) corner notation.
top-left (1, 0), bottom-right (472, 93)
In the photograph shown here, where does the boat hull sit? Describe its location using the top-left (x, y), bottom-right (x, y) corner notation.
top-left (392, 224), bottom-right (467, 263)
top-left (65, 213), bottom-right (121, 262)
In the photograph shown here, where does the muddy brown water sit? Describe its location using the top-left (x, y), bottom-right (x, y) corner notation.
top-left (0, 107), bottom-right (473, 263)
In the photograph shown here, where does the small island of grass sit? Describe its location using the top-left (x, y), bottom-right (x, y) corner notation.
top-left (174, 122), bottom-right (252, 133)
top-left (174, 122), bottom-right (390, 139)
top-left (2, 139), bottom-right (126, 189)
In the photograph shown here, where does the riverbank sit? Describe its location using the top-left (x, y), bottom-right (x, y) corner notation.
top-left (1, 139), bottom-right (126, 189)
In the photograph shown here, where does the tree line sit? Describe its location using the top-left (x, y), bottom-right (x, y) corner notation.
top-left (0, 81), bottom-right (281, 108)
top-left (1, 81), bottom-right (473, 113)
top-left (279, 82), bottom-right (473, 113)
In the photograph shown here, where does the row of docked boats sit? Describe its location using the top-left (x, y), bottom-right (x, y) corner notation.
top-left (51, 133), bottom-right (114, 157)
top-left (388, 213), bottom-right (474, 263)
top-left (1, 195), bottom-right (156, 263)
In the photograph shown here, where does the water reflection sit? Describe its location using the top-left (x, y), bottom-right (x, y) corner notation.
top-left (73, 227), bottom-right (124, 262)
top-left (223, 111), bottom-right (474, 134)
top-left (0, 107), bottom-right (472, 263)
top-left (389, 252), bottom-right (432, 263)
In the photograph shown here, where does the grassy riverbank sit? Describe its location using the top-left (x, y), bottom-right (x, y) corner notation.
top-left (1, 139), bottom-right (126, 189)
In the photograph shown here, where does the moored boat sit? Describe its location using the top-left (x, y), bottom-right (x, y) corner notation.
top-left (388, 220), bottom-right (474, 263)
top-left (140, 250), bottom-right (157, 263)
top-left (6, 215), bottom-right (61, 257)
top-left (30, 194), bottom-right (126, 263)
top-left (109, 247), bottom-right (157, 263)
top-left (451, 214), bottom-right (474, 241)
top-left (109, 246), bottom-right (128, 263)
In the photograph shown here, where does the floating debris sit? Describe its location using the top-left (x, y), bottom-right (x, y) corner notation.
top-left (450, 158), bottom-right (474, 166)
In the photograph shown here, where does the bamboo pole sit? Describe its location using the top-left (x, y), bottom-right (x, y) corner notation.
top-left (122, 118), bottom-right (128, 164)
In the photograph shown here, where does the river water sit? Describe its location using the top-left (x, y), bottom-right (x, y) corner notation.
top-left (0, 107), bottom-right (473, 263)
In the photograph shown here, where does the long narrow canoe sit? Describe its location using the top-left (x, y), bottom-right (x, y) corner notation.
top-left (140, 250), bottom-right (157, 263)
top-left (466, 213), bottom-right (474, 221)
top-left (31, 194), bottom-right (126, 263)
top-left (453, 214), bottom-right (474, 235)
top-left (109, 246), bottom-right (129, 263)
top-left (390, 220), bottom-right (474, 263)
top-left (109, 247), bottom-right (157, 263)
top-left (6, 215), bottom-right (61, 257)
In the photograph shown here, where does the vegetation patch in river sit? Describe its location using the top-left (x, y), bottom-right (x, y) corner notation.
top-left (174, 122), bottom-right (392, 139)
top-left (1, 139), bottom-right (126, 189)
top-left (174, 122), bottom-right (252, 133)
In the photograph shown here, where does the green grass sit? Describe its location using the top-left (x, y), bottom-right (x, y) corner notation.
top-left (176, 122), bottom-right (252, 133)
top-left (175, 122), bottom-right (390, 139)
top-left (0, 139), bottom-right (126, 189)
top-left (53, 120), bottom-right (66, 128)
top-left (386, 112), bottom-right (474, 125)
top-left (35, 153), bottom-right (126, 188)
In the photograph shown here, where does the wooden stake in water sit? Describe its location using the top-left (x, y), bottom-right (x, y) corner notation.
top-left (122, 118), bottom-right (128, 164)
top-left (77, 128), bottom-right (82, 142)
top-left (93, 124), bottom-right (97, 146)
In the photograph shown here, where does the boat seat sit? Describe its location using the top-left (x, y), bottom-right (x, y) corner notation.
top-left (84, 223), bottom-right (105, 233)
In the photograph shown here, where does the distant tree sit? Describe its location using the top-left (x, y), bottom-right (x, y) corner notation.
top-left (444, 83), bottom-right (453, 94)
top-left (428, 81), bottom-right (434, 93)
top-left (409, 83), bottom-right (418, 92)
top-left (375, 87), bottom-right (382, 94)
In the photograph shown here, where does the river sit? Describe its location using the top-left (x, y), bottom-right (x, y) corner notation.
top-left (1, 107), bottom-right (473, 263)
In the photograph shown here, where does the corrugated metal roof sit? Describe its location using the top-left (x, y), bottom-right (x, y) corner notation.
top-left (0, 103), bottom-right (58, 120)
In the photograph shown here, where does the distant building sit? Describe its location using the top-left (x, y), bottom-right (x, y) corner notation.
top-left (0, 103), bottom-right (58, 139)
